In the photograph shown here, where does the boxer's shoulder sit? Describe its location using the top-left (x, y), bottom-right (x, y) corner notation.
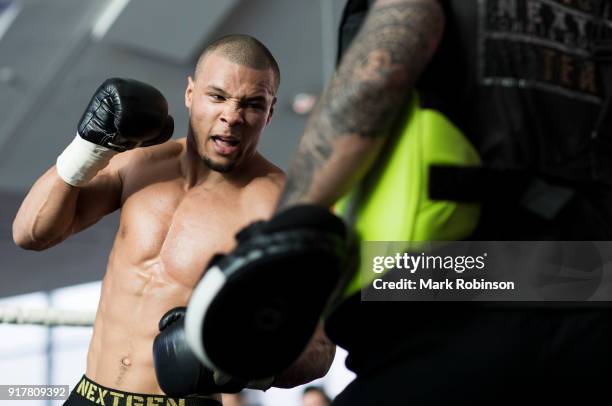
top-left (119, 138), bottom-right (182, 169)
top-left (233, 154), bottom-right (285, 219)
top-left (117, 138), bottom-right (182, 179)
top-left (115, 139), bottom-right (184, 204)
top-left (248, 168), bottom-right (285, 194)
top-left (241, 154), bottom-right (285, 207)
top-left (247, 152), bottom-right (285, 185)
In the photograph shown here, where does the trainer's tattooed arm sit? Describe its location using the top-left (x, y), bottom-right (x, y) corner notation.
top-left (277, 0), bottom-right (444, 210)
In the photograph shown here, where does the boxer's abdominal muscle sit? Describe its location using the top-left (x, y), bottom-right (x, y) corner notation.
top-left (85, 178), bottom-right (249, 394)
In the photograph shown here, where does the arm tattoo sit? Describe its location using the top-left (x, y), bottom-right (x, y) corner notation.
top-left (278, 0), bottom-right (444, 209)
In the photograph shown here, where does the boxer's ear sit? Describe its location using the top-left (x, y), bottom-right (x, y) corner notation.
top-left (266, 96), bottom-right (277, 126)
top-left (185, 76), bottom-right (194, 109)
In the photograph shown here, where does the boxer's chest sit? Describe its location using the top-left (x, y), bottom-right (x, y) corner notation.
top-left (117, 182), bottom-right (253, 287)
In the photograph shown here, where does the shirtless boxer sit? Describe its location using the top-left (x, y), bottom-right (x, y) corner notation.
top-left (13, 35), bottom-right (335, 406)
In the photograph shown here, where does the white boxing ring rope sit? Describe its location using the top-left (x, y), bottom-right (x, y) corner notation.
top-left (0, 307), bottom-right (95, 327)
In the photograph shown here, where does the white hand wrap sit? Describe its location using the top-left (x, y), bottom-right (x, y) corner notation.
top-left (56, 134), bottom-right (118, 187)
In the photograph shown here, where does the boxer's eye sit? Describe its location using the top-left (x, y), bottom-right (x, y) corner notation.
top-left (241, 99), bottom-right (266, 110)
top-left (209, 94), bottom-right (225, 102)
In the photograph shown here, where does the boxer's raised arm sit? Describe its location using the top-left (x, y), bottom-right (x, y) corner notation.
top-left (277, 0), bottom-right (444, 210)
top-left (12, 160), bottom-right (124, 251)
top-left (13, 78), bottom-right (173, 250)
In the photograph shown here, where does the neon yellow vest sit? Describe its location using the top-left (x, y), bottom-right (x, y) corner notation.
top-left (335, 95), bottom-right (481, 298)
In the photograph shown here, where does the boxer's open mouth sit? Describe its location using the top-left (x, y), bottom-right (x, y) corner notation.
top-left (211, 135), bottom-right (240, 155)
top-left (211, 135), bottom-right (240, 146)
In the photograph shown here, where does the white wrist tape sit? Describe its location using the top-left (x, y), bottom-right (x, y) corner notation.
top-left (56, 134), bottom-right (118, 187)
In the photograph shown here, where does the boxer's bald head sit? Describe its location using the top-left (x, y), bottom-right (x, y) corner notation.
top-left (196, 34), bottom-right (280, 91)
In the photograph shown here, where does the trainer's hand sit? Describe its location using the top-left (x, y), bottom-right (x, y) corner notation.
top-left (56, 78), bottom-right (174, 186)
top-left (153, 307), bottom-right (273, 397)
top-left (185, 205), bottom-right (348, 380)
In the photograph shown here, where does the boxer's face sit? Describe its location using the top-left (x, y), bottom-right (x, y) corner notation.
top-left (185, 52), bottom-right (276, 173)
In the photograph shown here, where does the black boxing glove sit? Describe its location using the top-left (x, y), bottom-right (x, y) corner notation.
top-left (77, 78), bottom-right (174, 151)
top-left (56, 78), bottom-right (174, 186)
top-left (153, 307), bottom-right (274, 397)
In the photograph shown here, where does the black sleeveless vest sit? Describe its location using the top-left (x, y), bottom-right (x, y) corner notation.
top-left (339, 0), bottom-right (612, 185)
